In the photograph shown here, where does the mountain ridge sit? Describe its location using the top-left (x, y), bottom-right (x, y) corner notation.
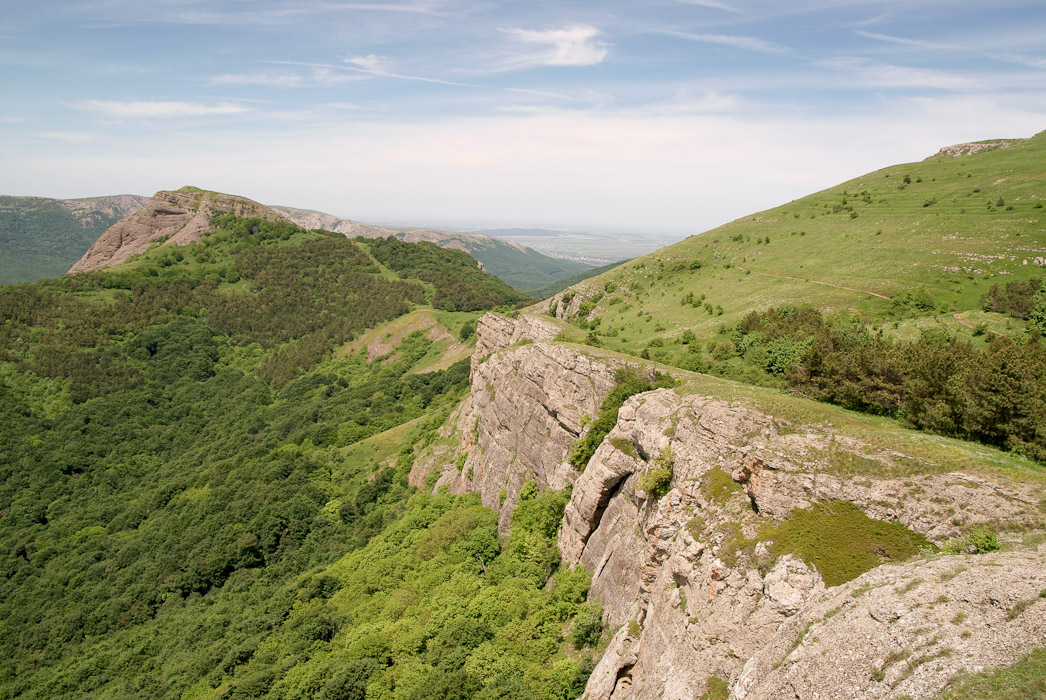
top-left (272, 204), bottom-right (594, 291)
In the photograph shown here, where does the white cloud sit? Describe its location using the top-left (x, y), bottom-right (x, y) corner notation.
top-left (344, 54), bottom-right (383, 70)
top-left (267, 59), bottom-right (480, 88)
top-left (37, 131), bottom-right (96, 142)
top-left (72, 100), bottom-right (248, 118)
top-left (665, 31), bottom-right (792, 55)
top-left (818, 57), bottom-right (982, 90)
top-left (675, 0), bottom-right (744, 13)
top-left (855, 29), bottom-right (1046, 70)
top-left (854, 30), bottom-right (957, 51)
top-left (502, 24), bottom-right (609, 69)
top-left (209, 73), bottom-right (304, 87)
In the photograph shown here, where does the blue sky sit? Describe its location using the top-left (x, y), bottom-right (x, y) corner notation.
top-left (2, 0), bottom-right (1045, 235)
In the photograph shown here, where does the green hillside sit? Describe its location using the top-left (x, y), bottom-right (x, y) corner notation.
top-left (0, 215), bottom-right (599, 699)
top-left (545, 132), bottom-right (1046, 459)
top-left (0, 195), bottom-right (145, 284)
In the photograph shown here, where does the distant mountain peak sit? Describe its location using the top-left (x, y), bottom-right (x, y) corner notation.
top-left (68, 188), bottom-right (291, 274)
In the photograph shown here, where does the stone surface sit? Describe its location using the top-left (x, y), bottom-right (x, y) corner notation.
top-left (732, 546), bottom-right (1046, 700)
top-left (68, 188), bottom-right (291, 273)
top-left (412, 312), bottom-right (1046, 700)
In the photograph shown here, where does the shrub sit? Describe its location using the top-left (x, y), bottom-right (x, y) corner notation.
top-left (638, 448), bottom-right (674, 499)
top-left (941, 528), bottom-right (1000, 555)
top-left (638, 467), bottom-right (673, 499)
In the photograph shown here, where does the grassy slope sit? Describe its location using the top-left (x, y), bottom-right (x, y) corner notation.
top-left (555, 133), bottom-right (1045, 353)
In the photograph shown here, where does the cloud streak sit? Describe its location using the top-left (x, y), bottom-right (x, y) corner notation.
top-left (664, 30), bottom-right (792, 55)
top-left (818, 57), bottom-right (982, 90)
top-left (675, 0), bottom-right (745, 13)
top-left (209, 73), bottom-right (305, 87)
top-left (855, 29), bottom-right (1046, 69)
top-left (71, 100), bottom-right (248, 118)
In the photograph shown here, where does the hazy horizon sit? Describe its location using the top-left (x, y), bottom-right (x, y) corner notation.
top-left (2, 0), bottom-right (1045, 235)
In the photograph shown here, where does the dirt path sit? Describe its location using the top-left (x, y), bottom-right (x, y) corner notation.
top-left (735, 267), bottom-right (891, 300)
top-left (953, 312), bottom-right (975, 329)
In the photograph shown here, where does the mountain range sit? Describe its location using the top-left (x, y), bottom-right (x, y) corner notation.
top-left (1, 191), bottom-right (602, 292)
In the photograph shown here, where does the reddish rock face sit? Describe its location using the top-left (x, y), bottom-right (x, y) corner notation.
top-left (68, 188), bottom-right (292, 274)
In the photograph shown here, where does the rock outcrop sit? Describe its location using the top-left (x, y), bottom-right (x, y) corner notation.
top-left (416, 313), bottom-right (1046, 700)
top-left (411, 313), bottom-right (629, 532)
top-left (68, 188), bottom-right (291, 274)
top-left (732, 546), bottom-right (1046, 700)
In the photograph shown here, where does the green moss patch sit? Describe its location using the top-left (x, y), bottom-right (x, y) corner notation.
top-left (700, 674), bottom-right (729, 700)
top-left (702, 465), bottom-right (743, 505)
top-left (935, 647), bottom-right (1046, 699)
top-left (765, 501), bottom-right (929, 587)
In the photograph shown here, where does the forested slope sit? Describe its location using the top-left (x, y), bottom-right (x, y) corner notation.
top-left (0, 215), bottom-right (598, 699)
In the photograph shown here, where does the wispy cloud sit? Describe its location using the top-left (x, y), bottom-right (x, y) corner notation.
top-left (854, 30), bottom-right (958, 51)
top-left (268, 59), bottom-right (482, 88)
top-left (75, 0), bottom-right (442, 27)
top-left (71, 100), bottom-right (248, 118)
top-left (501, 24), bottom-right (609, 69)
top-left (345, 54), bottom-right (383, 71)
top-left (818, 57), bottom-right (982, 90)
top-left (675, 0), bottom-right (744, 13)
top-left (38, 131), bottom-right (96, 142)
top-left (856, 29), bottom-right (1046, 69)
top-left (0, 115), bottom-right (26, 124)
top-left (321, 2), bottom-right (442, 14)
top-left (209, 73), bottom-right (304, 87)
top-left (664, 30), bottom-right (792, 55)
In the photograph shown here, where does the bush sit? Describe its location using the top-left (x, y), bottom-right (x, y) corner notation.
top-left (638, 467), bottom-right (672, 499)
top-left (637, 448), bottom-right (674, 499)
top-left (941, 528), bottom-right (1000, 555)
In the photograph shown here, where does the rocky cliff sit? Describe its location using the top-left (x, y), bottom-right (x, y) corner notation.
top-left (413, 312), bottom-right (1046, 700)
top-left (68, 187), bottom-right (291, 273)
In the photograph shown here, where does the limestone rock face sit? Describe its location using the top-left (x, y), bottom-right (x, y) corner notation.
top-left (566, 388), bottom-right (1043, 700)
top-left (412, 313), bottom-right (626, 532)
top-left (732, 546), bottom-right (1046, 700)
top-left (68, 188), bottom-right (291, 273)
top-left (413, 312), bottom-right (1046, 700)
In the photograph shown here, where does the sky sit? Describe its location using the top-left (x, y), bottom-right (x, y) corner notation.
top-left (2, 0), bottom-right (1045, 237)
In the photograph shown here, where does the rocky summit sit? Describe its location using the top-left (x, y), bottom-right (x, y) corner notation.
top-left (68, 187), bottom-right (291, 273)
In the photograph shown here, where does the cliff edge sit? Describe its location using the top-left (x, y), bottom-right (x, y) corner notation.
top-left (414, 312), bottom-right (1046, 700)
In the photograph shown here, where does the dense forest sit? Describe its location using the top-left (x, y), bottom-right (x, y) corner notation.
top-left (0, 196), bottom-right (141, 284)
top-left (365, 237), bottom-right (530, 312)
top-left (0, 216), bottom-right (596, 699)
